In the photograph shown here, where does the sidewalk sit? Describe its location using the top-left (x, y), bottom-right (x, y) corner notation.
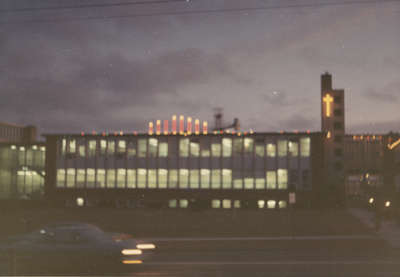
top-left (349, 208), bottom-right (400, 248)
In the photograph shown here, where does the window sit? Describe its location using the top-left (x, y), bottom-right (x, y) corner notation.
top-left (201, 140), bottom-right (210, 157)
top-left (266, 171), bottom-right (276, 189)
top-left (106, 169), bottom-right (115, 188)
top-left (255, 142), bottom-right (265, 157)
top-left (334, 148), bottom-right (343, 157)
top-left (107, 141), bottom-right (115, 155)
top-left (279, 200), bottom-right (287, 209)
top-left (179, 169), bottom-right (189, 188)
top-left (190, 169), bottom-right (199, 189)
top-left (300, 137), bottom-right (310, 157)
top-left (68, 139), bottom-right (76, 154)
top-left (211, 142), bottom-right (221, 157)
top-left (222, 169), bottom-right (232, 189)
top-left (211, 169), bottom-right (221, 189)
top-left (222, 138), bottom-right (232, 157)
top-left (127, 169), bottom-right (136, 188)
top-left (277, 140), bottom-right (287, 157)
top-left (158, 169), bottom-right (167, 188)
top-left (277, 169), bottom-right (288, 189)
top-left (137, 169), bottom-right (146, 188)
top-left (255, 178), bottom-right (265, 189)
top-left (212, 199), bottom-right (221, 208)
top-left (233, 179), bottom-right (243, 189)
top-left (117, 169), bottom-right (126, 188)
top-left (148, 138), bottom-right (158, 157)
top-left (266, 143), bottom-right (276, 157)
top-left (169, 199), bottom-right (177, 208)
top-left (258, 200), bottom-right (265, 209)
top-left (267, 200), bottom-right (276, 209)
top-left (179, 138), bottom-right (189, 157)
top-left (190, 140), bottom-right (200, 157)
top-left (127, 141), bottom-right (136, 157)
top-left (66, 169), bottom-right (75, 188)
top-left (288, 141), bottom-right (298, 157)
top-left (87, 169), bottom-right (95, 188)
top-left (168, 170), bottom-right (178, 188)
top-left (244, 178), bottom-right (254, 189)
top-left (78, 145), bottom-right (85, 157)
top-left (61, 139), bottom-right (66, 155)
top-left (56, 169), bottom-right (65, 187)
top-left (233, 200), bottom-right (241, 208)
top-left (334, 135), bottom-right (343, 143)
top-left (138, 139), bottom-right (147, 158)
top-left (233, 138), bottom-right (243, 155)
top-left (97, 169), bottom-right (105, 188)
top-left (88, 140), bottom-right (96, 157)
top-left (148, 169), bottom-right (157, 188)
top-left (222, 199), bottom-right (231, 209)
top-left (100, 140), bottom-right (107, 155)
top-left (179, 199), bottom-right (188, 208)
top-left (334, 95), bottom-right (342, 103)
top-left (117, 140), bottom-right (126, 154)
top-left (200, 169), bottom-right (210, 189)
top-left (334, 109), bottom-right (343, 116)
top-left (334, 122), bottom-right (343, 130)
top-left (244, 138), bottom-right (254, 154)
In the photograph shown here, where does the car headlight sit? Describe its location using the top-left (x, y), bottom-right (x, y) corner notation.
top-left (369, 198), bottom-right (374, 204)
top-left (137, 243), bottom-right (156, 250)
top-left (385, 201), bottom-right (391, 208)
top-left (121, 249), bottom-right (142, 255)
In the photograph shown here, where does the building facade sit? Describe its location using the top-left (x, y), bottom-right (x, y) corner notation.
top-left (0, 122), bottom-right (37, 143)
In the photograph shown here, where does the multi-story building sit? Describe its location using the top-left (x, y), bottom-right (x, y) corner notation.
top-left (0, 122), bottom-right (37, 143)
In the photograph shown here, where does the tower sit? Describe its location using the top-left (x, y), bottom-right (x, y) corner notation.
top-left (321, 72), bottom-right (345, 204)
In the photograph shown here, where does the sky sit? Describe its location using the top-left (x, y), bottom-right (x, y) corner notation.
top-left (1, 0), bottom-right (399, 136)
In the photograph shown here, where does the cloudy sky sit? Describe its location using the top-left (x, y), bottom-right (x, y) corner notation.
top-left (1, 0), bottom-right (399, 136)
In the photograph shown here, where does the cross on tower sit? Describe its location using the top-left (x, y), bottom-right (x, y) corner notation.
top-left (323, 94), bottom-right (333, 117)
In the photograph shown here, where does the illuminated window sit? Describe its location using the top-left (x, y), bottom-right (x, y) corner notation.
top-left (169, 199), bottom-right (177, 208)
top-left (222, 199), bottom-right (231, 209)
top-left (117, 169), bottom-right (126, 188)
top-left (66, 168), bottom-right (75, 188)
top-left (300, 137), bottom-right (310, 157)
top-left (190, 169), bottom-right (199, 189)
top-left (278, 200), bottom-right (287, 209)
top-left (168, 170), bottom-right (178, 188)
top-left (244, 178), bottom-right (254, 189)
top-left (117, 140), bottom-right (126, 154)
top-left (201, 139), bottom-right (211, 157)
top-left (211, 142), bottom-right (221, 157)
top-left (267, 200), bottom-right (276, 209)
top-left (222, 169), bottom-right (232, 189)
top-left (233, 200), bottom-right (241, 208)
top-left (88, 140), bottom-right (96, 157)
top-left (148, 138), bottom-right (158, 157)
top-left (68, 139), bottom-right (76, 154)
top-left (138, 139), bottom-right (147, 158)
top-left (179, 169), bottom-right (189, 189)
top-left (86, 169), bottom-right (95, 188)
top-left (127, 141), bottom-right (136, 157)
top-left (127, 169), bottom-right (136, 188)
top-left (159, 142), bottom-right (168, 157)
top-left (222, 138), bottom-right (232, 157)
top-left (106, 169), bottom-right (115, 188)
top-left (100, 140), bottom-right (107, 155)
top-left (258, 200), bottom-right (265, 209)
top-left (179, 138), bottom-right (189, 157)
top-left (277, 140), bottom-right (287, 157)
top-left (97, 169), bottom-right (105, 188)
top-left (137, 169), bottom-right (146, 188)
top-left (255, 178), bottom-right (265, 190)
top-left (277, 169), bottom-right (288, 189)
top-left (233, 179), bottom-right (243, 189)
top-left (212, 199), bottom-right (221, 208)
top-left (211, 170), bottom-right (221, 189)
top-left (61, 139), bottom-right (66, 155)
top-left (266, 171), bottom-right (276, 189)
top-left (244, 138), bottom-right (254, 153)
top-left (255, 143), bottom-right (265, 157)
top-left (56, 169), bottom-right (65, 188)
top-left (179, 199), bottom-right (188, 208)
top-left (190, 140), bottom-right (200, 157)
top-left (107, 141), bottom-right (115, 155)
top-left (200, 169), bottom-right (210, 189)
top-left (233, 138), bottom-right (243, 155)
top-left (266, 143), bottom-right (276, 157)
top-left (158, 169), bottom-right (167, 188)
top-left (148, 169), bottom-right (157, 188)
top-left (78, 145), bottom-right (85, 157)
top-left (288, 141), bottom-right (298, 157)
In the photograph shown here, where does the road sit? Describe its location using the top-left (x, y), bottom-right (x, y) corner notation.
top-left (2, 235), bottom-right (400, 276)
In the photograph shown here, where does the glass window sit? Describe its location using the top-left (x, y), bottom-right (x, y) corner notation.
top-left (78, 145), bottom-right (85, 157)
top-left (222, 199), bottom-right (231, 209)
top-left (233, 138), bottom-right (243, 155)
top-left (233, 179), bottom-right (243, 189)
top-left (96, 169), bottom-right (105, 188)
top-left (255, 178), bottom-right (265, 190)
top-left (222, 169), bottom-right (232, 189)
top-left (159, 142), bottom-right (168, 157)
top-left (190, 140), bottom-right (200, 157)
top-left (212, 199), bottom-right (221, 208)
top-left (179, 138), bottom-right (189, 157)
top-left (190, 170), bottom-right (199, 189)
top-left (117, 169), bottom-right (126, 188)
top-left (288, 141), bottom-right (298, 157)
top-left (138, 139), bottom-right (147, 158)
top-left (88, 140), bottom-right (96, 157)
top-left (148, 169), bottom-right (157, 188)
top-left (244, 138), bottom-right (254, 153)
top-left (267, 200), bottom-right (276, 209)
top-left (137, 168), bottom-right (146, 188)
top-left (117, 140), bottom-right (126, 154)
top-left (244, 178), bottom-right (254, 189)
top-left (168, 169), bottom-right (178, 188)
top-left (277, 169), bottom-right (288, 189)
top-left (279, 200), bottom-right (287, 209)
top-left (200, 169), bottom-right (210, 189)
top-left (258, 200), bottom-right (265, 209)
top-left (211, 142), bottom-right (221, 157)
top-left (26, 149), bottom-right (33, 166)
top-left (106, 169), bottom-right (115, 188)
top-left (158, 169), bottom-right (167, 188)
top-left (233, 200), bottom-right (241, 208)
top-left (211, 169), bottom-right (221, 189)
top-left (68, 139), bottom-right (76, 154)
top-left (179, 169), bottom-right (189, 189)
top-left (61, 139), bottom-right (67, 155)
top-left (266, 143), bottom-right (276, 157)
top-left (222, 138), bottom-right (232, 157)
top-left (127, 169), bottom-right (136, 188)
top-left (179, 199), bottom-right (188, 208)
top-left (201, 139), bottom-right (210, 157)
top-left (107, 141), bottom-right (115, 155)
top-left (127, 141), bottom-right (136, 157)
top-left (201, 148), bottom-right (210, 157)
top-left (169, 199), bottom-right (177, 208)
top-left (266, 171), bottom-right (276, 189)
top-left (300, 137), bottom-right (311, 157)
top-left (100, 140), bottom-right (107, 155)
top-left (277, 140), bottom-right (287, 157)
top-left (148, 138), bottom-right (158, 157)
top-left (255, 143), bottom-right (265, 157)
top-left (66, 168), bottom-right (75, 188)
top-left (56, 169), bottom-right (65, 188)
top-left (86, 169), bottom-right (95, 188)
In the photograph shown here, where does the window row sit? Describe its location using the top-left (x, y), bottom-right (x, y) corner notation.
top-left (168, 199), bottom-right (287, 209)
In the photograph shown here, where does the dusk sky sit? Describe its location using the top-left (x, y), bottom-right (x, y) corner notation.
top-left (1, 0), bottom-right (399, 136)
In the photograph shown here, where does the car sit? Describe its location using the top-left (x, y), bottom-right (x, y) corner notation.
top-left (0, 222), bottom-right (156, 275)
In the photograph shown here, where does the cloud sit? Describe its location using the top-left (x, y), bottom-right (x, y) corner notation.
top-left (364, 81), bottom-right (400, 103)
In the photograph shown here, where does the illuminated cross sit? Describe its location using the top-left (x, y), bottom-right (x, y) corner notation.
top-left (323, 94), bottom-right (333, 117)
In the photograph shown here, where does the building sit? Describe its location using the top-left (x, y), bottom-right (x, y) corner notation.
top-left (0, 122), bottom-right (37, 143)
top-left (43, 131), bottom-right (324, 209)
